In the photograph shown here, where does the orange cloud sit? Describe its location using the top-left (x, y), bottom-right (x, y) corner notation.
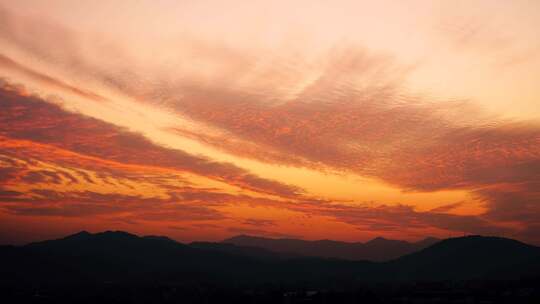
top-left (0, 81), bottom-right (301, 198)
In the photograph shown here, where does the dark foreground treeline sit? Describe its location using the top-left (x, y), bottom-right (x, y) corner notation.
top-left (1, 231), bottom-right (540, 303)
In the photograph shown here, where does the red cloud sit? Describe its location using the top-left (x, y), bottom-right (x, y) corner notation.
top-left (0, 82), bottom-right (301, 198)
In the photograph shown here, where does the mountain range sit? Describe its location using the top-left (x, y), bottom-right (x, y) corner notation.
top-left (220, 235), bottom-right (441, 261)
top-left (1, 231), bottom-right (540, 289)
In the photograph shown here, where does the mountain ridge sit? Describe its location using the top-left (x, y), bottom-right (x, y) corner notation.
top-left (1, 230), bottom-right (539, 287)
top-left (223, 234), bottom-right (441, 261)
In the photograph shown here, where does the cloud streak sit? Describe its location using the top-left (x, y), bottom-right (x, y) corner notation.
top-left (0, 81), bottom-right (302, 198)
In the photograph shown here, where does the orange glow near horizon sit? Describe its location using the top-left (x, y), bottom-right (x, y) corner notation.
top-left (0, 0), bottom-right (539, 245)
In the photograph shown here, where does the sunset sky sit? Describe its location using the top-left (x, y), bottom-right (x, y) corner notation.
top-left (1, 0), bottom-right (539, 245)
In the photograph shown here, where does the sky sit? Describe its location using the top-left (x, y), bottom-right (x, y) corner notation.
top-left (0, 0), bottom-right (539, 245)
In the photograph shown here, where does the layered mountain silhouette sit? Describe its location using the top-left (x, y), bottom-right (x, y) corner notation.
top-left (189, 241), bottom-right (295, 259)
top-left (223, 235), bottom-right (440, 261)
top-left (1, 231), bottom-right (539, 288)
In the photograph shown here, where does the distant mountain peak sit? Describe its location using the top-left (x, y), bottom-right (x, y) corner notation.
top-left (366, 236), bottom-right (408, 245)
top-left (143, 235), bottom-right (176, 243)
top-left (369, 236), bottom-right (389, 242)
top-left (97, 230), bottom-right (137, 237)
top-left (63, 230), bottom-right (93, 240)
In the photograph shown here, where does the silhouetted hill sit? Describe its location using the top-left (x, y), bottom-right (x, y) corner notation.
top-left (387, 235), bottom-right (540, 280)
top-left (223, 235), bottom-right (440, 261)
